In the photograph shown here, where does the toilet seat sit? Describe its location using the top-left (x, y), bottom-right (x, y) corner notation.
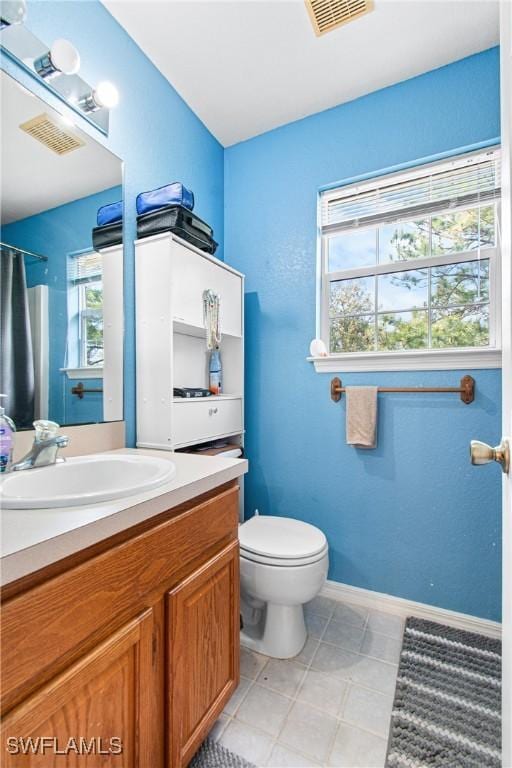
top-left (239, 515), bottom-right (328, 567)
top-left (240, 544), bottom-right (329, 567)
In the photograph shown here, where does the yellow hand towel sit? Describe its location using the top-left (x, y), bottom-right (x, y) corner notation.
top-left (346, 386), bottom-right (378, 449)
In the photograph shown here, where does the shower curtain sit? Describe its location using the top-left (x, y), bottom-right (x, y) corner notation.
top-left (0, 248), bottom-right (35, 428)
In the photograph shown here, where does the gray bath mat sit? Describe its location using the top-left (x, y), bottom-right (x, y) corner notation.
top-left (386, 617), bottom-right (501, 768)
top-left (191, 739), bottom-right (256, 768)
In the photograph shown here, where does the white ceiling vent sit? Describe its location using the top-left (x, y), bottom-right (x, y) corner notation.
top-left (19, 113), bottom-right (86, 156)
top-left (305, 0), bottom-right (374, 35)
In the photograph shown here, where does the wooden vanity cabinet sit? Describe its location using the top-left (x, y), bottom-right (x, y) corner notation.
top-left (168, 541), bottom-right (239, 768)
top-left (0, 482), bottom-right (240, 768)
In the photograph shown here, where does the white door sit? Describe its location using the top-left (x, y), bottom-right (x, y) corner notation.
top-left (472, 8), bottom-right (512, 763)
top-left (500, 3), bottom-right (512, 764)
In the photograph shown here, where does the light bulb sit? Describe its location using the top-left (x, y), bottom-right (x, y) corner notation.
top-left (34, 38), bottom-right (80, 80)
top-left (50, 39), bottom-right (80, 75)
top-left (93, 81), bottom-right (119, 109)
top-left (0, 0), bottom-right (27, 29)
top-left (78, 81), bottom-right (119, 113)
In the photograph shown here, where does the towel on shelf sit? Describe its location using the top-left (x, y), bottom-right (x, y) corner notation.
top-left (345, 386), bottom-right (378, 449)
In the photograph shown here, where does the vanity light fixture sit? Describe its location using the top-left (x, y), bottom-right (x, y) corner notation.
top-left (78, 81), bottom-right (119, 113)
top-left (0, 0), bottom-right (27, 29)
top-left (2, 24), bottom-right (113, 134)
top-left (33, 38), bottom-right (80, 80)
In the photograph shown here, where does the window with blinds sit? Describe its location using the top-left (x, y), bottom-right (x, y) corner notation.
top-left (69, 251), bottom-right (102, 285)
top-left (319, 149), bottom-right (501, 358)
top-left (68, 251), bottom-right (104, 368)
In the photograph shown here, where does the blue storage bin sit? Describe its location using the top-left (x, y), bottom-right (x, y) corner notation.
top-left (97, 201), bottom-right (123, 226)
top-left (136, 182), bottom-right (194, 215)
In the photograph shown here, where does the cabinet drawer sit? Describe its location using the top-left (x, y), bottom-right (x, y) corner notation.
top-left (173, 398), bottom-right (242, 447)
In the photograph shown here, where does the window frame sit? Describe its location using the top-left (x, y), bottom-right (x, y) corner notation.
top-left (65, 249), bottom-right (104, 375)
top-left (77, 277), bottom-right (104, 369)
top-left (316, 153), bottom-right (502, 372)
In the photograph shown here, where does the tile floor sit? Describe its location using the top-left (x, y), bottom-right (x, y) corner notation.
top-left (213, 596), bottom-right (404, 767)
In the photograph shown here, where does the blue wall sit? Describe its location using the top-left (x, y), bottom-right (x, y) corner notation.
top-left (2, 186), bottom-right (121, 425)
top-left (1, 0), bottom-right (225, 445)
top-left (2, 7), bottom-right (502, 620)
top-left (225, 48), bottom-right (502, 620)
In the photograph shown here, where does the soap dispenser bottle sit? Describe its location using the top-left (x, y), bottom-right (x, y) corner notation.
top-left (0, 395), bottom-right (15, 473)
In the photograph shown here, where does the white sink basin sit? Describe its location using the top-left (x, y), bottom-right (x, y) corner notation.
top-left (0, 453), bottom-right (176, 509)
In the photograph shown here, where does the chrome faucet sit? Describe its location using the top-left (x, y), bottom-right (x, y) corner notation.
top-left (10, 420), bottom-right (69, 472)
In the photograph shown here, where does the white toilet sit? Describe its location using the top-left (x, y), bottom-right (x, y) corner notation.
top-left (239, 515), bottom-right (329, 659)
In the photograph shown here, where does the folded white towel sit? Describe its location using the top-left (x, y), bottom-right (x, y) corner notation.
top-left (346, 386), bottom-right (378, 449)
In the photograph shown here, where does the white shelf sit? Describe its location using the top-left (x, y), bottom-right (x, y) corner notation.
top-left (173, 318), bottom-right (242, 340)
top-left (308, 346), bottom-right (502, 373)
top-left (173, 430), bottom-right (245, 450)
top-left (136, 234), bottom-right (244, 452)
top-left (173, 394), bottom-right (242, 403)
top-left (60, 367), bottom-right (103, 380)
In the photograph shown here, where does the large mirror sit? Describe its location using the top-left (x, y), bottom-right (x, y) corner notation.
top-left (0, 71), bottom-right (123, 429)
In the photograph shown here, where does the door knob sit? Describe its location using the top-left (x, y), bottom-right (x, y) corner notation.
top-left (470, 439), bottom-right (510, 473)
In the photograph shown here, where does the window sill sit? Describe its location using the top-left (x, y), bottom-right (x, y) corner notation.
top-left (61, 367), bottom-right (104, 380)
top-left (307, 347), bottom-right (502, 373)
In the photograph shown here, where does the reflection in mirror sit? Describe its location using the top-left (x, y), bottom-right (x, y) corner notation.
top-left (0, 71), bottom-right (123, 429)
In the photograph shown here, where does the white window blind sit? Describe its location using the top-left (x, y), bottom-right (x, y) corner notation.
top-left (321, 149), bottom-right (501, 233)
top-left (69, 251), bottom-right (102, 284)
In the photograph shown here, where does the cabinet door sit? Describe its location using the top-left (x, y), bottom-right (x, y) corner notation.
top-left (1, 609), bottom-right (161, 767)
top-left (172, 243), bottom-right (242, 337)
top-left (167, 541), bottom-right (240, 768)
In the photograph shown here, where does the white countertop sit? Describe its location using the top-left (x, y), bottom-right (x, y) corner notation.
top-left (1, 448), bottom-right (247, 587)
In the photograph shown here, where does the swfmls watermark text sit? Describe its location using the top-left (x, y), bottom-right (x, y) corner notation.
top-left (6, 737), bottom-right (123, 756)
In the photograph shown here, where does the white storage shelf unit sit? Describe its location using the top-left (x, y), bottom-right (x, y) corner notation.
top-left (135, 233), bottom-right (244, 450)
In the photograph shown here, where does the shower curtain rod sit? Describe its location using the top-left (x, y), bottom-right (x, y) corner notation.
top-left (0, 241), bottom-right (48, 262)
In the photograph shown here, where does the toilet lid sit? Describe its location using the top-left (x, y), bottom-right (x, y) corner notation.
top-left (239, 516), bottom-right (327, 560)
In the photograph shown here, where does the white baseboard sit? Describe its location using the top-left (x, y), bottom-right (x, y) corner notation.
top-left (321, 579), bottom-right (502, 640)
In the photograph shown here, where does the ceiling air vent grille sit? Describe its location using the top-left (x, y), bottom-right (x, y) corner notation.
top-left (305, 0), bottom-right (373, 35)
top-left (19, 113), bottom-right (85, 155)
